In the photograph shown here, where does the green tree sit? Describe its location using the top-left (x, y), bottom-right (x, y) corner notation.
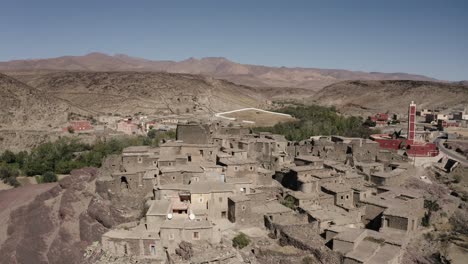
top-left (147, 129), bottom-right (157, 139)
top-left (1, 150), bottom-right (16, 163)
top-left (254, 104), bottom-right (374, 141)
top-left (424, 200), bottom-right (440, 212)
top-left (232, 233), bottom-right (250, 249)
top-left (281, 196), bottom-right (296, 209)
top-left (42, 171), bottom-right (58, 183)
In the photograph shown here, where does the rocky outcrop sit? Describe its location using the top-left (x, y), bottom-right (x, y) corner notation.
top-left (0, 167), bottom-right (139, 264)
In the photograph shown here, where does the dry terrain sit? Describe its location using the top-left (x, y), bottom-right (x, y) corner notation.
top-left (219, 109), bottom-right (295, 127)
top-left (0, 53), bottom-right (439, 91)
top-left (10, 71), bottom-right (266, 115)
top-left (0, 71), bottom-right (270, 150)
top-left (312, 80), bottom-right (468, 116)
top-left (0, 73), bottom-right (78, 130)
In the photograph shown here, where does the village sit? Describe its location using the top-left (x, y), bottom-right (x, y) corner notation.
top-left (83, 101), bottom-right (468, 264)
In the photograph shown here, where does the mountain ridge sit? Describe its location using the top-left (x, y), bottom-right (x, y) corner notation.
top-left (312, 80), bottom-right (468, 115)
top-left (0, 53), bottom-right (441, 91)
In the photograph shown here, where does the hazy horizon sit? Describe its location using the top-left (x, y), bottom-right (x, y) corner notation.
top-left (1, 0), bottom-right (467, 80)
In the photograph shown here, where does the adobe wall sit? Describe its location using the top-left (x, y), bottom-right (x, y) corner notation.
top-left (255, 171), bottom-right (274, 186)
top-left (208, 192), bottom-right (232, 219)
top-left (227, 199), bottom-right (258, 226)
top-left (384, 215), bottom-right (409, 231)
top-left (176, 124), bottom-right (210, 144)
top-left (190, 193), bottom-right (211, 214)
top-left (159, 171), bottom-right (186, 185)
top-left (160, 228), bottom-right (183, 252)
top-left (123, 155), bottom-right (158, 172)
top-left (362, 203), bottom-right (386, 229)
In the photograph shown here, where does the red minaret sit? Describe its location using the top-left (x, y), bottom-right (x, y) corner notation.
top-left (407, 101), bottom-right (416, 144)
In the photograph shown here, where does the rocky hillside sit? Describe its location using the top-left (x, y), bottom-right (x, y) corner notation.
top-left (0, 73), bottom-right (77, 130)
top-left (0, 53), bottom-right (439, 90)
top-left (0, 167), bottom-right (145, 264)
top-left (11, 71), bottom-right (266, 115)
top-left (312, 80), bottom-right (468, 116)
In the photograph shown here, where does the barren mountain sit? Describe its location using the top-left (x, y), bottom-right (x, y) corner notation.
top-left (312, 80), bottom-right (468, 116)
top-left (0, 53), bottom-right (439, 90)
top-left (10, 71), bottom-right (266, 115)
top-left (0, 73), bottom-right (77, 130)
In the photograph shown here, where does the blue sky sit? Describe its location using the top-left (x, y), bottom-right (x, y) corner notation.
top-left (1, 0), bottom-right (467, 80)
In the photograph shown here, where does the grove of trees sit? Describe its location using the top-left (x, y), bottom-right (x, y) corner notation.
top-left (0, 130), bottom-right (175, 187)
top-left (254, 104), bottom-right (378, 141)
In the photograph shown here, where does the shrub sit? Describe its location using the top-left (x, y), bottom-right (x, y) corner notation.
top-left (422, 212), bottom-right (431, 227)
top-left (424, 200), bottom-right (441, 212)
top-left (147, 129), bottom-right (157, 139)
top-left (42, 171), bottom-right (58, 183)
top-left (302, 256), bottom-right (315, 264)
top-left (0, 162), bottom-right (20, 187)
top-left (232, 233), bottom-right (250, 249)
top-left (1, 150), bottom-right (16, 163)
top-left (67, 126), bottom-right (75, 134)
top-left (281, 196), bottom-right (296, 209)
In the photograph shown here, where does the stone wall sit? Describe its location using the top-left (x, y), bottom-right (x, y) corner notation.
top-left (176, 124), bottom-right (210, 144)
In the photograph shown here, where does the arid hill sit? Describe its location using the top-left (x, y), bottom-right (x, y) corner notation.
top-left (312, 80), bottom-right (468, 116)
top-left (9, 71), bottom-right (266, 116)
top-left (0, 73), bottom-right (77, 130)
top-left (0, 53), bottom-right (439, 91)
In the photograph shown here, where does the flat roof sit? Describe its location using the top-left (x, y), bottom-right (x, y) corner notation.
top-left (257, 167), bottom-right (274, 174)
top-left (383, 205), bottom-right (414, 218)
top-left (147, 200), bottom-right (172, 216)
top-left (160, 218), bottom-right (212, 229)
top-left (253, 201), bottom-right (292, 215)
top-left (377, 186), bottom-right (424, 199)
top-left (345, 239), bottom-right (380, 262)
top-left (367, 244), bottom-right (401, 264)
top-left (334, 228), bottom-right (367, 243)
top-left (371, 168), bottom-right (406, 178)
top-left (301, 205), bottom-right (354, 224)
top-left (295, 155), bottom-right (324, 162)
top-left (160, 165), bottom-right (204, 173)
top-left (156, 184), bottom-right (190, 191)
top-left (225, 177), bottom-right (253, 184)
top-left (228, 195), bottom-right (250, 202)
top-left (103, 228), bottom-right (160, 240)
top-left (311, 170), bottom-right (335, 179)
top-left (218, 157), bottom-right (256, 165)
top-left (290, 165), bottom-right (322, 172)
top-left (322, 183), bottom-right (353, 193)
top-left (286, 190), bottom-right (318, 200)
top-left (190, 182), bottom-right (235, 194)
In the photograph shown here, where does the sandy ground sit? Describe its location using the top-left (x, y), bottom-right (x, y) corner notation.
top-left (0, 183), bottom-right (57, 247)
top-left (0, 182), bottom-right (13, 191)
top-left (222, 109), bottom-right (295, 127)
